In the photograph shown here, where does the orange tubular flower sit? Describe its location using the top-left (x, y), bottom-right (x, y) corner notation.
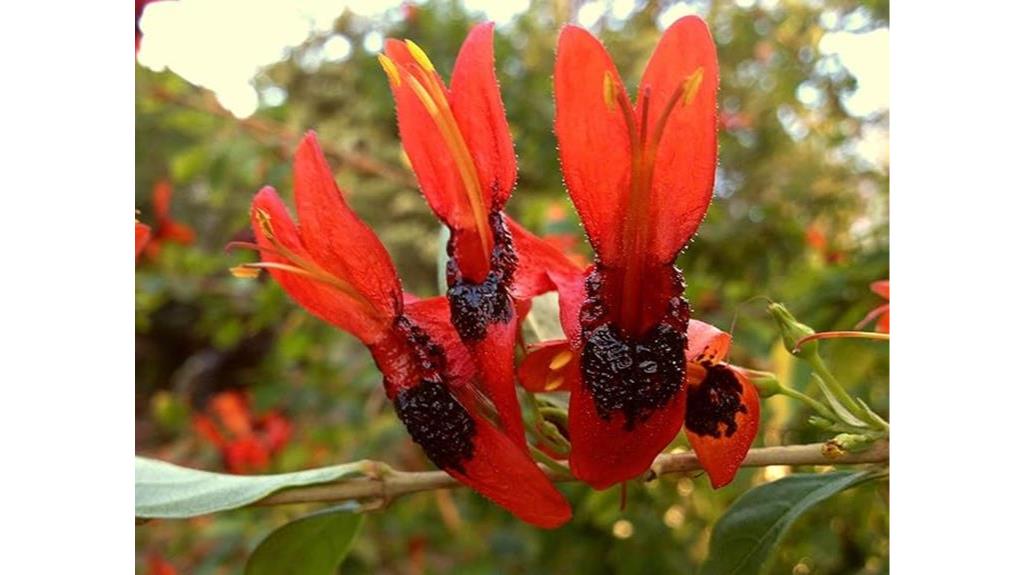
top-left (192, 390), bottom-right (293, 474)
top-left (234, 132), bottom-right (570, 528)
top-left (546, 17), bottom-right (756, 489)
top-left (378, 23), bottom-right (552, 451)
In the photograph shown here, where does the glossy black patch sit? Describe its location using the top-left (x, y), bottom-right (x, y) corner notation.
top-left (578, 265), bottom-right (690, 429)
top-left (684, 364), bottom-right (748, 438)
top-left (446, 212), bottom-right (517, 341)
top-left (394, 379), bottom-right (476, 472)
top-left (581, 322), bottom-right (686, 429)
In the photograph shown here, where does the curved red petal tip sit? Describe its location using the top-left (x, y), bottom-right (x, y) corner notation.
top-left (569, 382), bottom-right (686, 490)
top-left (553, 25), bottom-right (631, 263)
top-left (686, 319), bottom-right (732, 364)
top-left (684, 364), bottom-right (760, 488)
top-left (450, 21), bottom-right (516, 210)
top-left (451, 415), bottom-right (572, 528)
top-left (638, 15), bottom-right (719, 261)
top-left (518, 339), bottom-right (574, 392)
top-left (876, 307), bottom-right (890, 333)
top-left (135, 222), bottom-right (151, 261)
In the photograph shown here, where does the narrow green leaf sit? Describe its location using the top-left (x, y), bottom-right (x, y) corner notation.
top-left (135, 456), bottom-right (366, 518)
top-left (245, 507), bottom-right (364, 575)
top-left (702, 470), bottom-right (879, 575)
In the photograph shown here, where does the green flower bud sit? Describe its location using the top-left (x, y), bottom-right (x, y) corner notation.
top-left (768, 302), bottom-right (818, 356)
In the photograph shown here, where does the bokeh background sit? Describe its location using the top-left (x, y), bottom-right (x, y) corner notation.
top-left (135, 0), bottom-right (889, 573)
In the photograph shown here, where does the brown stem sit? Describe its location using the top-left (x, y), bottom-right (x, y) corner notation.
top-left (253, 441), bottom-right (889, 509)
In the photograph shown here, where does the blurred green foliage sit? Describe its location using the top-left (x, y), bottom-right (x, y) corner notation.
top-left (136, 1), bottom-right (888, 573)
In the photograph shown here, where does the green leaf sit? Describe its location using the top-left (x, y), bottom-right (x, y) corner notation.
top-left (702, 470), bottom-right (880, 575)
top-left (135, 457), bottom-right (367, 518)
top-left (245, 506), bottom-right (364, 575)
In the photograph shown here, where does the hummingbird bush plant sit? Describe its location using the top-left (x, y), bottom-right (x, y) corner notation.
top-left (135, 14), bottom-right (889, 575)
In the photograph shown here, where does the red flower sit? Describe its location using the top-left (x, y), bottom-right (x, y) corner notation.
top-left (519, 318), bottom-right (759, 488)
top-left (142, 180), bottom-right (195, 260)
top-left (378, 23), bottom-right (563, 451)
top-left (193, 390), bottom-right (293, 474)
top-left (234, 132), bottom-right (570, 527)
top-left (857, 280), bottom-right (890, 333)
top-left (547, 17), bottom-right (747, 489)
top-left (135, 221), bottom-right (151, 262)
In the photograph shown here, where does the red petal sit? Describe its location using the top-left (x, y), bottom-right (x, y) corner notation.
top-left (450, 22), bottom-right (516, 210)
top-left (450, 413), bottom-right (572, 528)
top-left (152, 180), bottom-right (173, 221)
top-left (569, 374), bottom-right (686, 490)
top-left (554, 25), bottom-right (631, 263)
top-left (293, 133), bottom-right (402, 318)
top-left (876, 307), bottom-right (890, 333)
top-left (384, 40), bottom-right (470, 231)
top-left (135, 222), bottom-right (151, 261)
top-left (684, 363), bottom-right (760, 488)
top-left (470, 320), bottom-right (526, 449)
top-left (507, 218), bottom-right (584, 300)
top-left (160, 220), bottom-right (195, 245)
top-left (402, 297), bottom-right (476, 387)
top-left (871, 280), bottom-right (889, 300)
top-left (518, 339), bottom-right (574, 392)
top-left (251, 187), bottom-right (396, 344)
top-left (686, 319), bottom-right (732, 364)
top-left (637, 16), bottom-right (719, 261)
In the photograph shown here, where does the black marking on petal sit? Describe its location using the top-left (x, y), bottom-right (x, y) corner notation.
top-left (578, 266), bottom-right (690, 429)
top-left (446, 211), bottom-right (517, 341)
top-left (394, 379), bottom-right (476, 472)
top-left (684, 364), bottom-right (748, 439)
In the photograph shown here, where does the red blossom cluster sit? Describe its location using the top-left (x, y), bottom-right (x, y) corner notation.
top-left (192, 390), bottom-right (292, 474)
top-left (233, 17), bottom-right (760, 527)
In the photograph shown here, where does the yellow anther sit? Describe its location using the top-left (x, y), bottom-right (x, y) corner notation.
top-left (377, 54), bottom-right (401, 86)
top-left (253, 208), bottom-right (274, 239)
top-left (548, 350), bottom-right (573, 371)
top-left (544, 376), bottom-right (565, 391)
top-left (404, 39), bottom-right (435, 73)
top-left (602, 71), bottom-right (617, 111)
top-left (230, 265), bottom-right (261, 279)
top-left (682, 67), bottom-right (704, 107)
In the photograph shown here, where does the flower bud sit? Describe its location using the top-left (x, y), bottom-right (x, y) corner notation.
top-left (768, 302), bottom-right (818, 357)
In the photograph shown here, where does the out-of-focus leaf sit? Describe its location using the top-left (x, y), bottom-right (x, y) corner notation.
top-left (245, 506), bottom-right (364, 575)
top-left (702, 470), bottom-right (879, 575)
top-left (135, 456), bottom-right (366, 518)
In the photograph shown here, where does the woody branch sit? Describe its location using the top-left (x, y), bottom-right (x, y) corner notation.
top-left (254, 440), bottom-right (889, 510)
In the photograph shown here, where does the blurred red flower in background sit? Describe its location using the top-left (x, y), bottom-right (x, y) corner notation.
top-left (135, 221), bottom-right (151, 262)
top-left (192, 390), bottom-right (292, 474)
top-left (141, 180), bottom-right (195, 260)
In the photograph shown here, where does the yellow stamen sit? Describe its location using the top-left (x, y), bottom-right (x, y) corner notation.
top-left (548, 350), bottom-right (573, 371)
top-left (377, 54), bottom-right (401, 86)
top-left (404, 39), bottom-right (435, 73)
top-left (230, 265), bottom-right (261, 279)
top-left (544, 376), bottom-right (565, 391)
top-left (602, 71), bottom-right (617, 111)
top-left (402, 58), bottom-right (492, 265)
top-left (682, 67), bottom-right (704, 107)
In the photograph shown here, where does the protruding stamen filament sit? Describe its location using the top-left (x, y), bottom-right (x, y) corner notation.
top-left (601, 66), bottom-right (705, 335)
top-left (387, 43), bottom-right (493, 267)
top-left (378, 54), bottom-right (401, 86)
top-left (237, 208), bottom-right (381, 318)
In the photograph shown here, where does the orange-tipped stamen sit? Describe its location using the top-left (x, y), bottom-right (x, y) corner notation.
top-left (395, 48), bottom-right (493, 269)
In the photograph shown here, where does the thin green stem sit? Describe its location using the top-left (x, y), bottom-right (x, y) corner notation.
top-left (806, 353), bottom-right (876, 425)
